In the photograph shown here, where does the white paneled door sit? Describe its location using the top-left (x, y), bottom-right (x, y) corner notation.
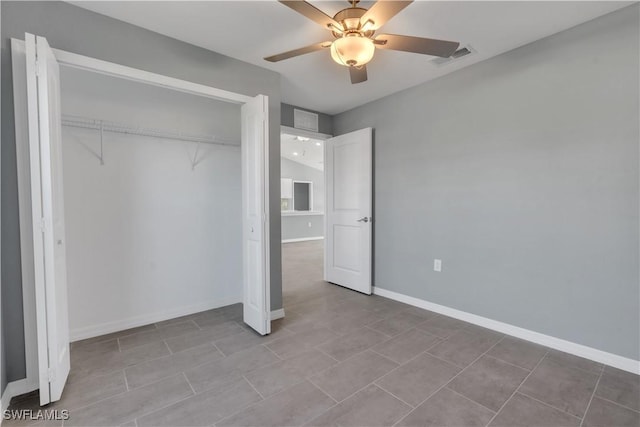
top-left (25, 33), bottom-right (71, 405)
top-left (241, 95), bottom-right (271, 335)
top-left (324, 128), bottom-right (373, 294)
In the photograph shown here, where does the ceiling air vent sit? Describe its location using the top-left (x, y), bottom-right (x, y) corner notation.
top-left (293, 109), bottom-right (319, 132)
top-left (431, 45), bottom-right (475, 66)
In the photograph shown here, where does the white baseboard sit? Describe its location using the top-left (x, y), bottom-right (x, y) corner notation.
top-left (374, 287), bottom-right (640, 374)
top-left (282, 237), bottom-right (324, 243)
top-left (1, 378), bottom-right (37, 422)
top-left (70, 296), bottom-right (243, 342)
top-left (270, 308), bottom-right (285, 321)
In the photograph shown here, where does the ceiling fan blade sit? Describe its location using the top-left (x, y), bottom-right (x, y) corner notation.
top-left (375, 34), bottom-right (459, 58)
top-left (360, 0), bottom-right (412, 31)
top-left (349, 66), bottom-right (368, 84)
top-left (264, 41), bottom-right (332, 62)
top-left (279, 1), bottom-right (341, 31)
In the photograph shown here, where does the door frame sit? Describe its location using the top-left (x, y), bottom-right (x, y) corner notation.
top-left (12, 38), bottom-right (272, 394)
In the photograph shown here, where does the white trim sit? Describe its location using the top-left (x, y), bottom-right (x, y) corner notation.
top-left (1, 379), bottom-right (37, 418)
top-left (281, 211), bottom-right (324, 217)
top-left (374, 287), bottom-right (640, 374)
top-left (280, 125), bottom-right (332, 141)
top-left (70, 296), bottom-right (242, 342)
top-left (51, 48), bottom-right (252, 105)
top-left (282, 237), bottom-right (324, 243)
top-left (270, 309), bottom-right (286, 321)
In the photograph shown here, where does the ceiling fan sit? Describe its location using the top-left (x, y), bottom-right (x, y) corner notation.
top-left (265, 0), bottom-right (460, 84)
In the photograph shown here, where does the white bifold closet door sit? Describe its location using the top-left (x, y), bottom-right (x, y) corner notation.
top-left (241, 95), bottom-right (271, 335)
top-left (324, 128), bottom-right (373, 295)
top-left (25, 32), bottom-right (71, 405)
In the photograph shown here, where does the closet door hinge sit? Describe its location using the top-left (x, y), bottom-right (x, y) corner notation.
top-left (47, 368), bottom-right (55, 383)
top-left (40, 217), bottom-right (47, 233)
top-left (34, 59), bottom-right (41, 77)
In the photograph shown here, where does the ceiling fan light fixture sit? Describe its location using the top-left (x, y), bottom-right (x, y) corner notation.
top-left (330, 34), bottom-right (375, 67)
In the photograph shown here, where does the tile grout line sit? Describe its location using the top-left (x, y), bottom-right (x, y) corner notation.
top-left (121, 376), bottom-right (199, 426)
top-left (183, 372), bottom-right (197, 395)
top-left (241, 375), bottom-right (267, 400)
top-left (592, 396), bottom-right (640, 414)
top-left (312, 342), bottom-right (450, 412)
top-left (216, 378), bottom-right (328, 427)
top-left (261, 343), bottom-right (285, 360)
top-left (314, 379), bottom-right (414, 427)
top-left (315, 347), bottom-right (342, 363)
top-left (443, 385), bottom-right (498, 414)
top-left (63, 372), bottom-right (193, 418)
top-left (579, 365), bottom-right (604, 427)
top-left (363, 324), bottom-right (394, 338)
top-left (545, 352), bottom-right (605, 377)
top-left (516, 390), bottom-right (583, 421)
top-left (208, 379), bottom-right (277, 427)
top-left (305, 376), bottom-right (340, 404)
top-left (211, 342), bottom-right (227, 358)
top-left (482, 352), bottom-right (535, 372)
top-left (362, 334), bottom-right (460, 387)
top-left (484, 348), bottom-right (550, 426)
top-left (123, 369), bottom-right (130, 391)
top-left (373, 382), bottom-right (418, 409)
top-left (392, 334), bottom-right (507, 427)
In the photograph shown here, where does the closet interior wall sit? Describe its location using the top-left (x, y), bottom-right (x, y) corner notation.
top-left (60, 67), bottom-right (243, 340)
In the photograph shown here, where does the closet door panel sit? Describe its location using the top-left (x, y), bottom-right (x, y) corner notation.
top-left (25, 32), bottom-right (71, 405)
top-left (241, 95), bottom-right (270, 335)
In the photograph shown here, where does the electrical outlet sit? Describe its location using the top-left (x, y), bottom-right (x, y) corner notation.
top-left (434, 259), bottom-right (442, 272)
top-left (308, 222), bottom-right (312, 228)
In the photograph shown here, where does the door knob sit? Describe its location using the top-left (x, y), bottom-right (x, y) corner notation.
top-left (357, 217), bottom-right (369, 223)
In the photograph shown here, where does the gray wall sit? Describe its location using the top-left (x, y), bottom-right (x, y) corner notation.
top-left (334, 5), bottom-right (639, 360)
top-left (1, 0), bottom-right (283, 389)
top-left (281, 157), bottom-right (325, 212)
top-left (281, 215), bottom-right (324, 242)
top-left (282, 103), bottom-right (333, 135)
top-left (281, 158), bottom-right (325, 241)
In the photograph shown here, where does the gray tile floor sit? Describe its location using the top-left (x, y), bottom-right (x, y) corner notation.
top-left (6, 240), bottom-right (640, 426)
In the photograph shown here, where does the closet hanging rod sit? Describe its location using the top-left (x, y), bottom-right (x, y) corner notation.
top-left (61, 114), bottom-right (240, 147)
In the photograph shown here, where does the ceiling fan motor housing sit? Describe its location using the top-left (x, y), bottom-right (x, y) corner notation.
top-left (332, 7), bottom-right (374, 38)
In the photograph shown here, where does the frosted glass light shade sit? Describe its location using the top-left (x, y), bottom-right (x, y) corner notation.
top-left (330, 35), bottom-right (375, 67)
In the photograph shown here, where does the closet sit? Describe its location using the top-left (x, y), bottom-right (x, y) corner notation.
top-left (60, 67), bottom-right (243, 340)
top-left (12, 34), bottom-right (271, 405)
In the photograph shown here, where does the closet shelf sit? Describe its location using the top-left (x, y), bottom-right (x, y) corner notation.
top-left (61, 114), bottom-right (240, 147)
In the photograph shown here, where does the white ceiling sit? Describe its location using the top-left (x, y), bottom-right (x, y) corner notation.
top-left (281, 133), bottom-right (324, 170)
top-left (70, 1), bottom-right (631, 114)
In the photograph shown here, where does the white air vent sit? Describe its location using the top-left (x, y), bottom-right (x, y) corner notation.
top-left (294, 109), bottom-right (319, 132)
top-left (431, 45), bottom-right (476, 66)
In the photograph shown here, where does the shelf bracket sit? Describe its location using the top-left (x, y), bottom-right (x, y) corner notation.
top-left (99, 121), bottom-right (105, 165)
top-left (191, 141), bottom-right (201, 170)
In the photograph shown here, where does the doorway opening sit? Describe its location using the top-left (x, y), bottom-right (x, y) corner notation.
top-left (280, 125), bottom-right (374, 304)
top-left (280, 129), bottom-right (327, 299)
